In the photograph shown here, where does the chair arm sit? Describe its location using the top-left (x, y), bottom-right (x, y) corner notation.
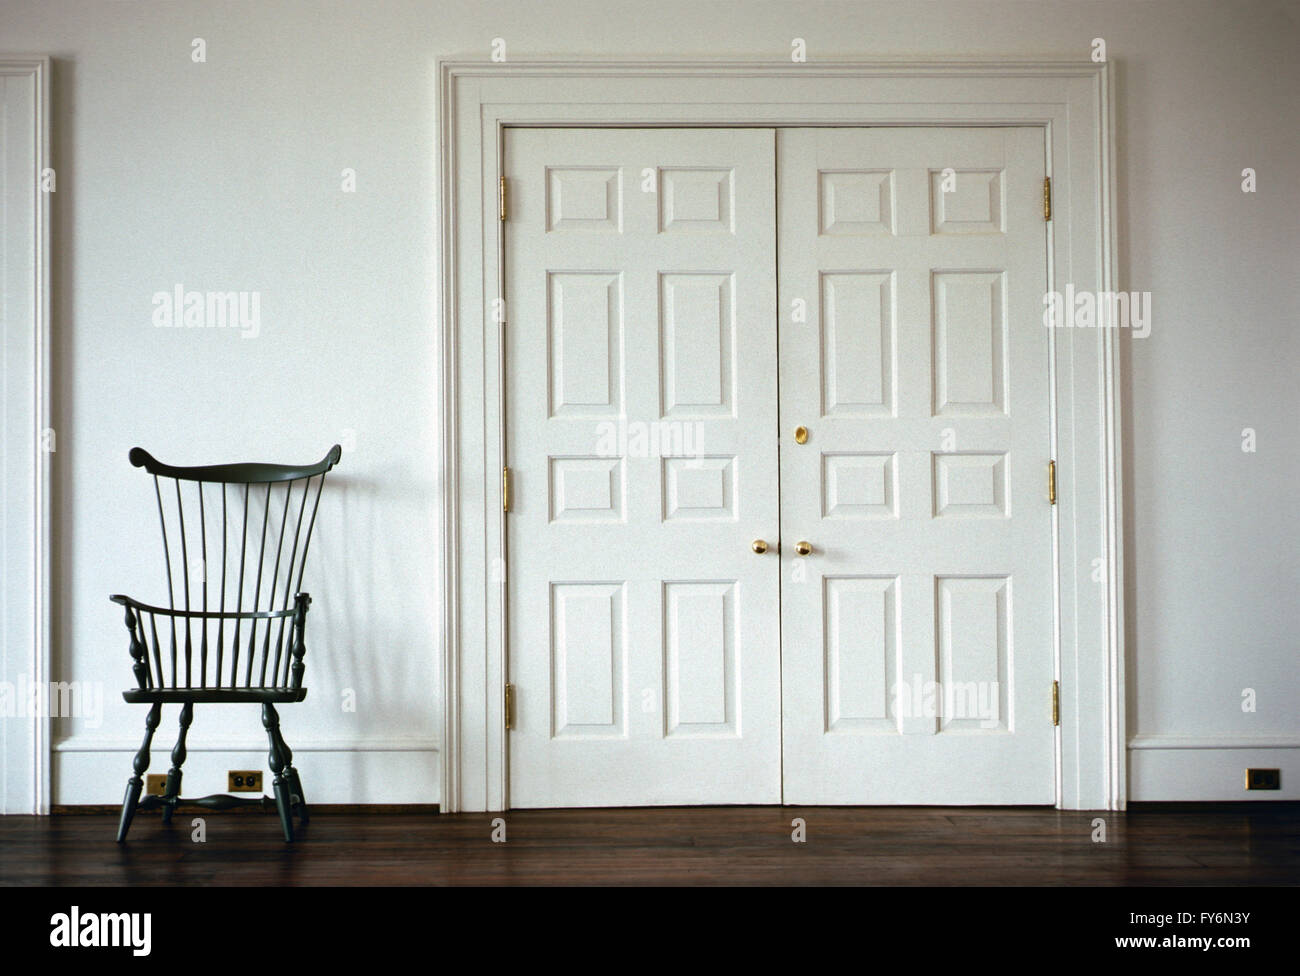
top-left (112, 594), bottom-right (304, 691)
top-left (109, 594), bottom-right (295, 622)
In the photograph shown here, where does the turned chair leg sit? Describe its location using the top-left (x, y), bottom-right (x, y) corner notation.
top-left (117, 702), bottom-right (162, 843)
top-left (279, 734), bottom-right (309, 823)
top-left (268, 711), bottom-right (309, 823)
top-left (161, 702), bottom-right (193, 825)
top-left (262, 703), bottom-right (294, 842)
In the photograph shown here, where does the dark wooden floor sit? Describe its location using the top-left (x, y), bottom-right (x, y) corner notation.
top-left (2, 804), bottom-right (1297, 885)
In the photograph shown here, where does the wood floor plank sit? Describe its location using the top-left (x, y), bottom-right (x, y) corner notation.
top-left (1, 805), bottom-right (1296, 886)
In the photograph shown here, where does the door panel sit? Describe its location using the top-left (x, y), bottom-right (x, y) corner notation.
top-left (505, 128), bottom-right (782, 807)
top-left (777, 128), bottom-right (1056, 804)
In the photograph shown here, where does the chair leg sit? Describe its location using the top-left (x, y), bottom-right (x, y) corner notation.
top-left (161, 702), bottom-right (193, 826)
top-left (269, 714), bottom-right (309, 823)
top-left (117, 702), bottom-right (161, 843)
top-left (262, 703), bottom-right (294, 842)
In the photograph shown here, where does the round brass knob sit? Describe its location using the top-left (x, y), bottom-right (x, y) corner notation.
top-left (751, 539), bottom-right (769, 555)
top-left (794, 541), bottom-right (813, 556)
top-left (794, 426), bottom-right (809, 445)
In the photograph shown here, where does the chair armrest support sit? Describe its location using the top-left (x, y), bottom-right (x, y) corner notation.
top-left (290, 592), bottom-right (312, 689)
top-left (112, 597), bottom-right (151, 689)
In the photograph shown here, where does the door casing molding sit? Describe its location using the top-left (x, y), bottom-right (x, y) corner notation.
top-left (436, 58), bottom-right (1124, 812)
top-left (2, 56), bottom-right (52, 815)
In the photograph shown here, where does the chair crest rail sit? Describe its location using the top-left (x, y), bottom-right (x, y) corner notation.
top-left (128, 444), bottom-right (342, 484)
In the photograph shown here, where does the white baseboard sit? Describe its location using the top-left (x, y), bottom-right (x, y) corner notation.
top-left (1128, 734), bottom-right (1299, 801)
top-left (54, 734), bottom-right (438, 753)
top-left (53, 745), bottom-right (440, 805)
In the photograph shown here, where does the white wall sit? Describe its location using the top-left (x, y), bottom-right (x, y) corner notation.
top-left (1, 0), bottom-right (1296, 805)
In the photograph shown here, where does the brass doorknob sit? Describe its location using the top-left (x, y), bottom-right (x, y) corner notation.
top-left (794, 426), bottom-right (809, 445)
top-left (794, 541), bottom-right (813, 556)
top-left (751, 539), bottom-right (769, 555)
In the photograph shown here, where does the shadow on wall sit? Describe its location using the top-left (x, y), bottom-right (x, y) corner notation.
top-left (305, 467), bottom-right (440, 749)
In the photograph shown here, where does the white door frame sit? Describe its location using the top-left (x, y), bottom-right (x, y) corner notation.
top-left (2, 56), bottom-right (52, 815)
top-left (436, 58), bottom-right (1124, 812)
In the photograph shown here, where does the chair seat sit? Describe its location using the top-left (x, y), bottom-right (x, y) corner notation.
top-left (123, 687), bottom-right (308, 704)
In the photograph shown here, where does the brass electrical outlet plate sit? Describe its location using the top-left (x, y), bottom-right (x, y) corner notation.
top-left (228, 770), bottom-right (263, 793)
top-left (145, 774), bottom-right (168, 796)
top-left (1245, 768), bottom-right (1280, 791)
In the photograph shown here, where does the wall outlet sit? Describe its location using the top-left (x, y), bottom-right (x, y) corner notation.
top-left (228, 770), bottom-right (263, 793)
top-left (145, 774), bottom-right (168, 796)
top-left (1245, 768), bottom-right (1280, 791)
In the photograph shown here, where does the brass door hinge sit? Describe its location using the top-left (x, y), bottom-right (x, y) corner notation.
top-left (1052, 680), bottom-right (1060, 726)
top-left (499, 176), bottom-right (507, 221)
top-left (503, 466), bottom-right (512, 513)
top-left (504, 683), bottom-right (516, 730)
top-left (1043, 177), bottom-right (1051, 221)
top-left (1048, 459), bottom-right (1057, 505)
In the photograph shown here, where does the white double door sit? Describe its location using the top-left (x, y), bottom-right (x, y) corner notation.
top-left (505, 126), bottom-right (1055, 808)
